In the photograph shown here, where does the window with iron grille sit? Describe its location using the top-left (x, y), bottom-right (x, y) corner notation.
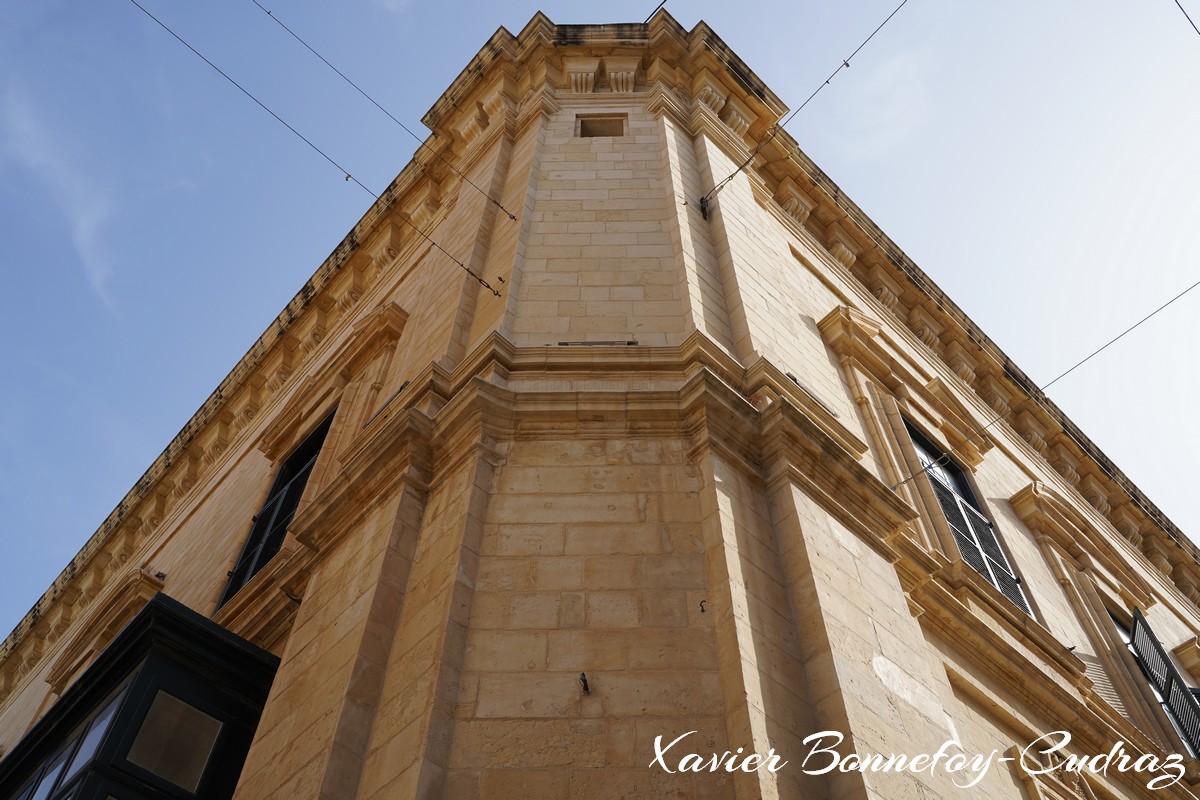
top-left (906, 422), bottom-right (1032, 615)
top-left (1118, 609), bottom-right (1200, 756)
top-left (218, 412), bottom-right (334, 607)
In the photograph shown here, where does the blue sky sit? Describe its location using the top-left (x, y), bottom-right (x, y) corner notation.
top-left (2, 0), bottom-right (1198, 639)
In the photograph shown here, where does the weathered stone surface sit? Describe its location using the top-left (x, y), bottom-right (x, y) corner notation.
top-left (3, 12), bottom-right (1198, 800)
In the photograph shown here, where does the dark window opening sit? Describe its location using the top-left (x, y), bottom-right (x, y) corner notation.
top-left (906, 422), bottom-right (1032, 614)
top-left (578, 115), bottom-right (626, 137)
top-left (219, 412), bottom-right (334, 606)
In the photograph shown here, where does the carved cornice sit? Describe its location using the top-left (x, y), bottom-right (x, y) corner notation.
top-left (818, 306), bottom-right (996, 466)
top-left (759, 398), bottom-right (915, 559)
top-left (211, 540), bottom-right (313, 653)
top-left (40, 569), bottom-right (164, 697)
top-left (643, 81), bottom-right (691, 129)
top-left (515, 84), bottom-right (561, 135)
top-left (291, 409), bottom-right (433, 557)
top-left (1009, 482), bottom-right (1153, 611)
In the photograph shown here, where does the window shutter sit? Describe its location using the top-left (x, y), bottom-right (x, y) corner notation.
top-left (961, 502), bottom-right (1031, 614)
top-left (1130, 608), bottom-right (1200, 755)
top-left (1078, 652), bottom-right (1131, 721)
top-left (930, 480), bottom-right (987, 572)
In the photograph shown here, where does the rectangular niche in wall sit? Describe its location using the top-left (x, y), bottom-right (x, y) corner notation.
top-left (577, 114), bottom-right (627, 137)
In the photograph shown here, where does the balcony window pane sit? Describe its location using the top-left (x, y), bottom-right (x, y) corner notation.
top-left (61, 692), bottom-right (123, 786)
top-left (126, 690), bottom-right (222, 792)
top-left (27, 745), bottom-right (69, 800)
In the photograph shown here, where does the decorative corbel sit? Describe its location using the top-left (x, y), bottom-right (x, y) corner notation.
top-left (1172, 565), bottom-right (1200, 607)
top-left (775, 176), bottom-right (815, 226)
top-left (300, 295), bottom-right (336, 356)
top-left (562, 56), bottom-right (601, 93)
top-left (1111, 503), bottom-right (1144, 549)
top-left (147, 482), bottom-right (173, 529)
top-left (236, 372), bottom-right (266, 425)
top-left (203, 409), bottom-right (236, 466)
top-left (826, 223), bottom-right (859, 268)
top-left (1015, 408), bottom-right (1050, 457)
top-left (340, 263), bottom-right (366, 312)
top-left (172, 452), bottom-right (201, 499)
top-left (718, 93), bottom-right (752, 137)
top-left (1048, 440), bottom-right (1081, 486)
top-left (265, 332), bottom-right (299, 392)
top-left (693, 70), bottom-right (726, 113)
top-left (865, 260), bottom-right (904, 314)
top-left (366, 219), bottom-right (405, 273)
top-left (1078, 473), bottom-right (1112, 517)
top-left (604, 56), bottom-right (640, 93)
top-left (942, 340), bottom-right (978, 385)
top-left (907, 305), bottom-right (944, 352)
top-left (1142, 534), bottom-right (1174, 575)
top-left (978, 373), bottom-right (1012, 417)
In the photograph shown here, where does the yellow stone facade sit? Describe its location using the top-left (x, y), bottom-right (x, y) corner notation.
top-left (3, 11), bottom-right (1200, 800)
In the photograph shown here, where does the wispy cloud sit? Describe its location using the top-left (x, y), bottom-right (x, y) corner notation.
top-left (1, 83), bottom-right (118, 313)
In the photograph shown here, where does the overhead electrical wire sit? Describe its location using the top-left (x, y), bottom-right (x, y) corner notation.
top-left (699, 0), bottom-right (909, 210)
top-left (756, 102), bottom-right (1199, 502)
top-left (644, 1), bottom-right (668, 24)
top-left (689, 1), bottom-right (1199, 529)
top-left (128, 0), bottom-right (1196, 531)
top-left (1174, 0), bottom-right (1200, 37)
top-left (888, 275), bottom-right (1200, 492)
top-left (127, 0), bottom-right (500, 298)
top-left (246, 0), bottom-right (517, 222)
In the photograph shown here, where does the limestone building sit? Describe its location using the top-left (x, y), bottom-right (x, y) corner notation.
top-left (3, 10), bottom-right (1200, 800)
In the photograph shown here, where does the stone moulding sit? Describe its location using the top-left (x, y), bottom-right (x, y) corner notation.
top-left (914, 553), bottom-right (1087, 688)
top-left (210, 539), bottom-right (312, 653)
top-left (947, 669), bottom-right (1178, 800)
top-left (288, 409), bottom-right (433, 564)
top-left (42, 569), bottom-right (164, 697)
top-left (323, 330), bottom-right (907, 581)
top-left (758, 397), bottom-right (915, 560)
top-left (818, 305), bottom-right (996, 467)
top-left (1009, 482), bottom-right (1153, 612)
